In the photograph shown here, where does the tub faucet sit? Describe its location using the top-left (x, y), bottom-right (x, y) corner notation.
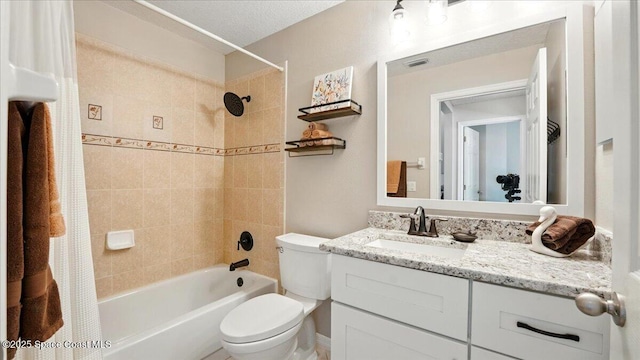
top-left (229, 259), bottom-right (249, 271)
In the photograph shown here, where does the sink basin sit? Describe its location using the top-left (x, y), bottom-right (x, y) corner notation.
top-left (366, 239), bottom-right (466, 259)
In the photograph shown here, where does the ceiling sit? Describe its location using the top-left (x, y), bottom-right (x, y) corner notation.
top-left (104, 0), bottom-right (344, 55)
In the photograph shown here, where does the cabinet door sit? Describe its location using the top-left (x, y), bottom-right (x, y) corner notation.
top-left (332, 255), bottom-right (469, 341)
top-left (332, 302), bottom-right (467, 360)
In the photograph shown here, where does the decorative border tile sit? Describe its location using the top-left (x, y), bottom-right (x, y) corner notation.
top-left (82, 134), bottom-right (282, 157)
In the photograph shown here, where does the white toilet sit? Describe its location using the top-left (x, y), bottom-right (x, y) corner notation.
top-left (220, 233), bottom-right (331, 360)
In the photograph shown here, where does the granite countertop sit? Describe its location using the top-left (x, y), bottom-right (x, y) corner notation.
top-left (320, 227), bottom-right (612, 298)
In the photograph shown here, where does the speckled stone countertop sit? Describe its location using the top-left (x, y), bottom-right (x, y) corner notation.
top-left (320, 227), bottom-right (612, 298)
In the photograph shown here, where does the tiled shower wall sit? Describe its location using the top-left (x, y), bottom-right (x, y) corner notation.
top-left (78, 34), bottom-right (226, 298)
top-left (223, 68), bottom-right (285, 282)
top-left (78, 34), bottom-right (285, 298)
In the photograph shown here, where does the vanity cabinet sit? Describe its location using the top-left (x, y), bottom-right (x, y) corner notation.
top-left (330, 255), bottom-right (610, 360)
top-left (471, 282), bottom-right (610, 360)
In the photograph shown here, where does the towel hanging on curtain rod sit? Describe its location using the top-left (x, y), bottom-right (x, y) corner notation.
top-left (133, 0), bottom-right (284, 72)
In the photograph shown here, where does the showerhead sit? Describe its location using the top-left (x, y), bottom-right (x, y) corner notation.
top-left (224, 92), bottom-right (251, 117)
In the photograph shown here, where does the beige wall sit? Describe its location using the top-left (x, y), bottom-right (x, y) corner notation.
top-left (78, 34), bottom-right (226, 298)
top-left (222, 68), bottom-right (285, 282)
top-left (73, 1), bottom-right (225, 83)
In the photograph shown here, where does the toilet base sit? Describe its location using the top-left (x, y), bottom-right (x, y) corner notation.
top-left (293, 316), bottom-right (318, 360)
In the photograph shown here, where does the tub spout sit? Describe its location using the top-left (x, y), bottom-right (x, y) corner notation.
top-left (229, 259), bottom-right (249, 271)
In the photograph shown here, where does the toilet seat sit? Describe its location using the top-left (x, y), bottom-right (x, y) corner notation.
top-left (221, 293), bottom-right (304, 344)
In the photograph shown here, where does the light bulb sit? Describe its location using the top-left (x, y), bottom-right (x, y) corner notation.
top-left (389, 1), bottom-right (410, 42)
top-left (426, 0), bottom-right (448, 25)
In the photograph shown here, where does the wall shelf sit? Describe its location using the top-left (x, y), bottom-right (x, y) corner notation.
top-left (285, 137), bottom-right (346, 157)
top-left (297, 99), bottom-right (362, 122)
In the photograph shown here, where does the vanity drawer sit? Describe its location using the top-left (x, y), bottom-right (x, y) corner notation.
top-left (332, 255), bottom-right (469, 341)
top-left (471, 282), bottom-right (610, 360)
top-left (332, 302), bottom-right (468, 360)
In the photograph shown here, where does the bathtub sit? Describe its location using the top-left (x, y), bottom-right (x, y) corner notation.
top-left (98, 265), bottom-right (277, 360)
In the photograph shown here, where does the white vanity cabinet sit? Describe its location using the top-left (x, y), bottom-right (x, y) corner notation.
top-left (331, 255), bottom-right (469, 360)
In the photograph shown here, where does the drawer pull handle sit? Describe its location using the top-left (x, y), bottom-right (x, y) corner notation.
top-left (516, 321), bottom-right (580, 342)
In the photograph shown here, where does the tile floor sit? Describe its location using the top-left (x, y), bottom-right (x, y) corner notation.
top-left (208, 343), bottom-right (330, 360)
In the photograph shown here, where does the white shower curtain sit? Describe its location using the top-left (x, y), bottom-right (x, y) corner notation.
top-left (9, 1), bottom-right (103, 359)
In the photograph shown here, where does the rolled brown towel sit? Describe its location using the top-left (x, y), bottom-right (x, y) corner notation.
top-left (308, 122), bottom-right (328, 131)
top-left (311, 129), bottom-right (333, 139)
top-left (526, 215), bottom-right (595, 255)
top-left (302, 129), bottom-right (313, 139)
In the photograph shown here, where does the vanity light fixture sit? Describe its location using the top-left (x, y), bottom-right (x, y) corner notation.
top-left (389, 0), bottom-right (410, 42)
top-left (426, 0), bottom-right (448, 25)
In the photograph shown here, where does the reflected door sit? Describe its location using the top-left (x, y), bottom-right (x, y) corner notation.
top-left (524, 47), bottom-right (548, 203)
top-left (463, 127), bottom-right (480, 201)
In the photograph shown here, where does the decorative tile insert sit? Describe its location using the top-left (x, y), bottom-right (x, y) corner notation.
top-left (88, 104), bottom-right (102, 120)
top-left (82, 133), bottom-right (280, 157)
top-left (152, 116), bottom-right (163, 129)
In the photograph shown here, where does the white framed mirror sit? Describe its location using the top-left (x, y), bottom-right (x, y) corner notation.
top-left (377, 4), bottom-right (593, 216)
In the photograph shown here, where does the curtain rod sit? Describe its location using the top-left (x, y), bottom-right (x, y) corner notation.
top-left (133, 0), bottom-right (284, 72)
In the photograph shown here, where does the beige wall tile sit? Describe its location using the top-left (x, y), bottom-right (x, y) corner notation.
top-left (262, 107), bottom-right (283, 145)
top-left (171, 258), bottom-right (194, 276)
top-left (143, 226), bottom-right (172, 266)
top-left (87, 190), bottom-right (111, 235)
top-left (247, 189), bottom-right (263, 224)
top-left (194, 111), bottom-right (216, 148)
top-left (171, 223), bottom-right (194, 261)
top-left (233, 155), bottom-right (248, 188)
top-left (83, 144), bottom-right (112, 190)
top-left (223, 220), bottom-right (234, 263)
top-left (171, 152), bottom-right (194, 189)
top-left (194, 155), bottom-right (215, 188)
top-left (193, 188), bottom-right (215, 222)
top-left (95, 276), bottom-right (114, 299)
top-left (248, 75), bottom-right (265, 113)
top-left (112, 270), bottom-right (145, 294)
top-left (142, 66), bottom-right (173, 107)
top-left (247, 154), bottom-right (263, 189)
top-left (264, 71), bottom-right (283, 109)
top-left (262, 153), bottom-right (283, 189)
top-left (76, 41), bottom-right (116, 93)
top-left (233, 115), bottom-right (249, 148)
top-left (143, 188), bottom-right (171, 227)
top-left (170, 74), bottom-right (196, 111)
top-left (195, 80), bottom-right (220, 115)
top-left (111, 147), bottom-right (143, 189)
top-left (194, 253), bottom-right (215, 269)
top-left (143, 263), bottom-right (173, 284)
top-left (112, 55), bottom-right (147, 101)
top-left (111, 189), bottom-right (143, 230)
top-left (111, 235), bottom-right (144, 275)
top-left (246, 111), bottom-right (264, 147)
top-left (143, 105), bottom-right (172, 143)
top-left (223, 188), bottom-right (233, 220)
top-left (91, 233), bottom-right (112, 279)
top-left (143, 150), bottom-right (171, 189)
top-left (262, 188), bottom-right (283, 227)
top-left (79, 87), bottom-right (114, 137)
top-left (213, 112), bottom-right (225, 149)
top-left (224, 114), bottom-right (236, 149)
top-left (171, 188), bottom-right (194, 225)
top-left (224, 156), bottom-right (234, 189)
top-left (194, 221), bottom-right (215, 254)
top-left (231, 188), bottom-right (248, 222)
top-left (172, 107), bottom-right (195, 145)
top-left (213, 156), bottom-right (225, 189)
top-left (213, 188), bottom-right (224, 219)
top-left (112, 95), bottom-right (144, 139)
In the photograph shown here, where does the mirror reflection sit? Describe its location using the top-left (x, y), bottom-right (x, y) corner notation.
top-left (386, 19), bottom-right (566, 204)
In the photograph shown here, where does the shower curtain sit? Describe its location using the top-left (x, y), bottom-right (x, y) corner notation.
top-left (9, 1), bottom-right (103, 359)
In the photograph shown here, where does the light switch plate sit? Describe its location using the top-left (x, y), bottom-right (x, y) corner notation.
top-left (407, 181), bottom-right (417, 192)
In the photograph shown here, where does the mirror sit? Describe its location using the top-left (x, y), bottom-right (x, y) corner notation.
top-left (377, 5), bottom-right (592, 216)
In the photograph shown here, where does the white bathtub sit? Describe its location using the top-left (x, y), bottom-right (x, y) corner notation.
top-left (98, 265), bottom-right (277, 360)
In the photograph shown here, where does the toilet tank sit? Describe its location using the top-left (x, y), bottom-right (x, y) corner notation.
top-left (276, 233), bottom-right (331, 300)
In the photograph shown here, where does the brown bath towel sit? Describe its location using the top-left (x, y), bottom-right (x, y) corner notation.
top-left (302, 129), bottom-right (313, 139)
top-left (7, 102), bottom-right (64, 359)
top-left (526, 215), bottom-right (596, 255)
top-left (308, 122), bottom-right (328, 131)
top-left (386, 161), bottom-right (407, 198)
top-left (311, 129), bottom-right (333, 139)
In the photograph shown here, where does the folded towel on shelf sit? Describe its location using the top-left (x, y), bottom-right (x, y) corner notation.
top-left (314, 138), bottom-right (343, 146)
top-left (308, 122), bottom-right (328, 131)
top-left (7, 102), bottom-right (64, 359)
top-left (302, 129), bottom-right (313, 139)
top-left (526, 215), bottom-right (596, 255)
top-left (311, 129), bottom-right (333, 139)
top-left (386, 161), bottom-right (407, 197)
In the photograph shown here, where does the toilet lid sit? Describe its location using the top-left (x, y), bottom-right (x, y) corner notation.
top-left (220, 293), bottom-right (304, 344)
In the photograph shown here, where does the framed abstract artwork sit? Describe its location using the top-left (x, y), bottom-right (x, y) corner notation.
top-left (310, 66), bottom-right (354, 113)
